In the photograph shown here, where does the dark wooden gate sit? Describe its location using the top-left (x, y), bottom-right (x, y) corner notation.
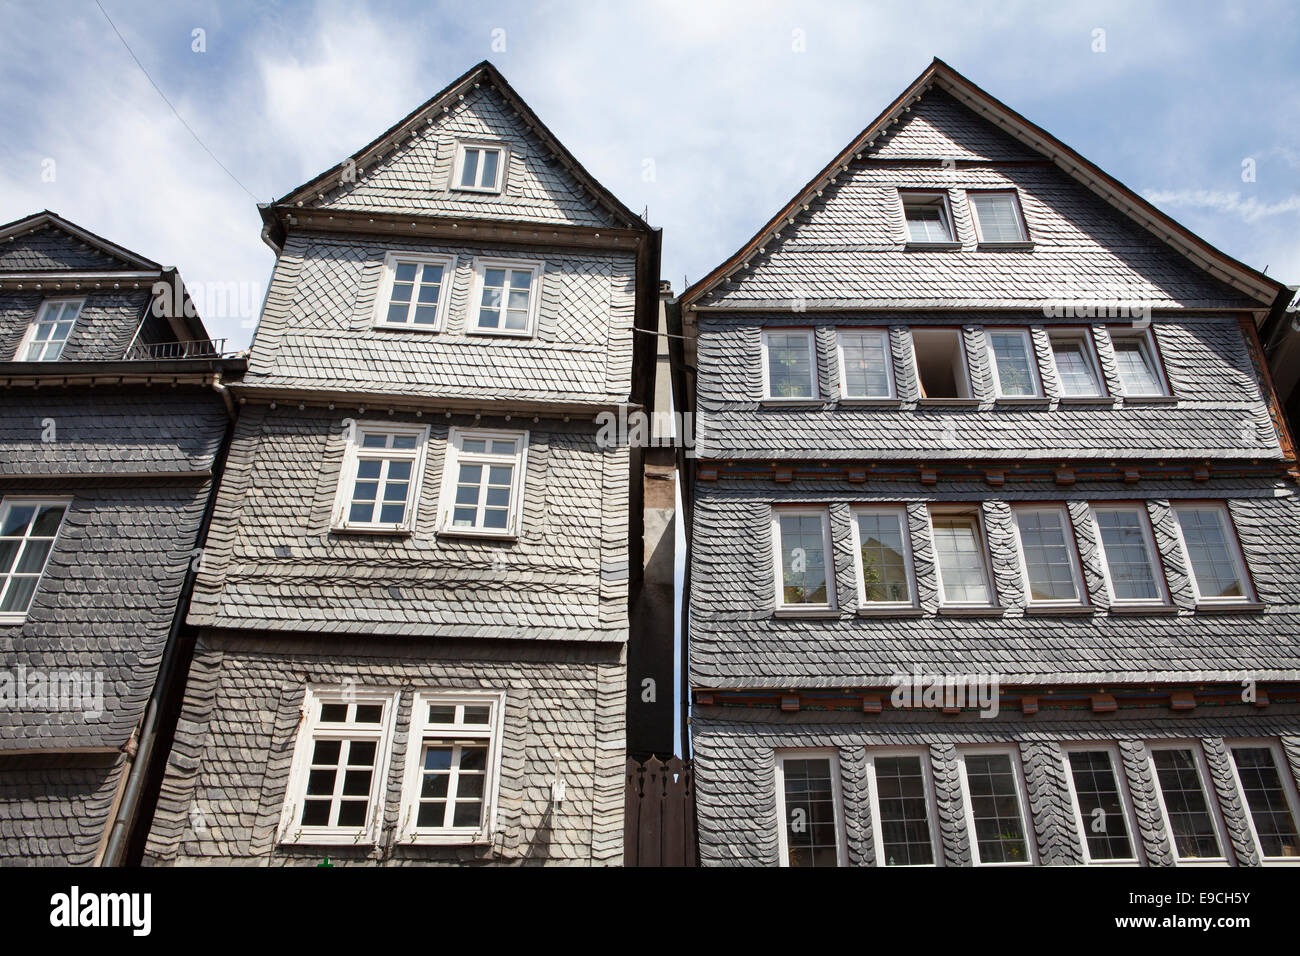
top-left (624, 755), bottom-right (697, 866)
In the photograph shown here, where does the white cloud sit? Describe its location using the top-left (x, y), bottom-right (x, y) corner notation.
top-left (1143, 189), bottom-right (1300, 223)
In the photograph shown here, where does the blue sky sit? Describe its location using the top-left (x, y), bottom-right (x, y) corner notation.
top-left (1, 0), bottom-right (1297, 348)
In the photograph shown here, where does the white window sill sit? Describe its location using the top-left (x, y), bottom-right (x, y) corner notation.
top-left (855, 606), bottom-right (923, 618)
top-left (916, 397), bottom-right (980, 407)
top-left (1193, 601), bottom-right (1265, 614)
top-left (279, 832), bottom-right (377, 847)
top-left (0, 613), bottom-right (28, 626)
top-left (1057, 396), bottom-right (1116, 405)
top-left (760, 398), bottom-right (825, 407)
top-left (838, 397), bottom-right (902, 407)
top-left (1107, 603), bottom-right (1179, 616)
top-left (774, 606), bottom-right (840, 619)
top-left (1023, 604), bottom-right (1095, 616)
top-left (451, 185), bottom-right (503, 195)
top-left (401, 831), bottom-right (492, 846)
top-left (437, 527), bottom-right (519, 542)
top-left (465, 327), bottom-right (535, 339)
top-left (1121, 395), bottom-right (1176, 405)
top-left (975, 241), bottom-right (1033, 251)
top-left (936, 606), bottom-right (1004, 617)
top-left (903, 241), bottom-right (962, 251)
top-left (331, 525), bottom-right (414, 536)
top-left (373, 322), bottom-right (443, 333)
top-left (994, 396), bottom-right (1049, 406)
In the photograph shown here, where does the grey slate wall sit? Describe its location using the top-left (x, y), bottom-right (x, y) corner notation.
top-left (1, 289), bottom-right (151, 362)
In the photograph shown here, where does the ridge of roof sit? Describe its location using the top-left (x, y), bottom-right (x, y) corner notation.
top-left (0, 209), bottom-right (163, 271)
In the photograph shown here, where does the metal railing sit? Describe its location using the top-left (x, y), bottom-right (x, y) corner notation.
top-left (123, 338), bottom-right (229, 360)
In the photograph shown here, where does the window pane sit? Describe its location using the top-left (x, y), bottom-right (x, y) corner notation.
top-left (840, 331), bottom-right (891, 397)
top-left (1231, 747), bottom-right (1300, 858)
top-left (989, 331), bottom-right (1036, 396)
top-left (480, 149), bottom-right (499, 188)
top-left (460, 148), bottom-right (480, 187)
top-left (904, 202), bottom-right (952, 243)
top-left (875, 755), bottom-right (934, 865)
top-left (1095, 509), bottom-right (1160, 601)
top-left (1016, 509), bottom-right (1079, 602)
top-left (972, 194), bottom-right (1024, 242)
top-left (1152, 749), bottom-right (1221, 858)
top-left (1176, 508), bottom-right (1245, 599)
top-left (964, 753), bottom-right (1029, 863)
top-left (1052, 338), bottom-right (1102, 397)
top-left (778, 514), bottom-right (828, 605)
top-left (1068, 751), bottom-right (1134, 860)
top-left (856, 511), bottom-right (910, 604)
top-left (781, 757), bottom-right (840, 867)
top-left (766, 333), bottom-right (815, 398)
top-left (1113, 337), bottom-right (1162, 395)
top-left (931, 515), bottom-right (991, 604)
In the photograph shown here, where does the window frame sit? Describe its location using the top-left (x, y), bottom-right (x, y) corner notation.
top-left (1048, 328), bottom-right (1107, 398)
top-left (927, 505), bottom-right (997, 609)
top-left (865, 747), bottom-right (941, 867)
top-left (770, 506), bottom-right (837, 612)
top-left (897, 190), bottom-right (957, 245)
top-left (910, 327), bottom-right (973, 400)
top-left (1223, 738), bottom-right (1300, 865)
top-left (15, 298), bottom-right (84, 361)
top-left (331, 422), bottom-right (431, 534)
top-left (1089, 503), bottom-right (1170, 607)
top-left (0, 496), bottom-right (71, 624)
top-left (372, 251), bottom-right (456, 332)
top-left (985, 327), bottom-right (1043, 399)
top-left (437, 427), bottom-right (529, 539)
top-left (966, 189), bottom-right (1030, 244)
top-left (956, 746), bottom-right (1037, 866)
top-left (1145, 740), bottom-right (1232, 865)
top-left (1170, 501), bottom-right (1255, 606)
top-left (467, 256), bottom-right (543, 338)
top-left (1009, 503), bottom-right (1089, 609)
top-left (848, 504), bottom-right (916, 610)
top-left (451, 140), bottom-right (508, 194)
top-left (773, 748), bottom-right (847, 868)
top-left (397, 690), bottom-right (507, 846)
top-left (277, 685), bottom-right (400, 846)
top-left (1061, 743), bottom-right (1144, 865)
top-left (1109, 327), bottom-right (1170, 398)
top-left (760, 328), bottom-right (820, 401)
top-left (835, 327), bottom-right (896, 400)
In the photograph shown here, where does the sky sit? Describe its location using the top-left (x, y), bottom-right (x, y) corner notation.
top-left (1, 0), bottom-right (1298, 350)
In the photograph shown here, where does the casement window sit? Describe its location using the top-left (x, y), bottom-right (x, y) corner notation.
top-left (1090, 505), bottom-right (1168, 605)
top-left (0, 498), bottom-right (69, 623)
top-left (899, 191), bottom-right (955, 243)
top-left (453, 141), bottom-right (506, 193)
top-left (928, 507), bottom-right (995, 607)
top-left (1063, 746), bottom-right (1141, 864)
top-left (16, 299), bottom-right (82, 361)
top-left (986, 328), bottom-right (1041, 398)
top-left (398, 692), bottom-right (505, 844)
top-left (439, 428), bottom-right (528, 537)
top-left (774, 750), bottom-right (845, 867)
top-left (911, 328), bottom-right (971, 399)
top-left (866, 750), bottom-right (940, 866)
top-left (771, 508), bottom-right (835, 610)
top-left (849, 505), bottom-right (914, 608)
top-left (836, 329), bottom-right (895, 399)
top-left (1011, 504), bottom-right (1087, 607)
top-left (279, 687), bottom-right (399, 845)
top-left (967, 190), bottom-right (1028, 243)
top-left (333, 423), bottom-right (430, 533)
top-left (1110, 329), bottom-right (1167, 397)
top-left (957, 748), bottom-right (1034, 865)
top-left (469, 258), bottom-right (541, 336)
top-left (1171, 502), bottom-right (1253, 604)
top-left (1049, 330), bottom-right (1105, 398)
top-left (761, 329), bottom-right (818, 400)
top-left (1147, 743), bottom-right (1228, 863)
top-left (374, 253), bottom-right (454, 330)
top-left (1225, 742), bottom-right (1300, 862)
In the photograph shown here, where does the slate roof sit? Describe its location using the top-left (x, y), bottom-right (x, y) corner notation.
top-left (0, 211), bottom-right (160, 273)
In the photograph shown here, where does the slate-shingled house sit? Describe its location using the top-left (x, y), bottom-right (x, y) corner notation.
top-left (679, 60), bottom-right (1300, 866)
top-left (143, 62), bottom-right (661, 865)
top-left (0, 210), bottom-right (240, 864)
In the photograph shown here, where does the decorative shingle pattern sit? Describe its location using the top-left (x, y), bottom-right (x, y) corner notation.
top-left (0, 756), bottom-right (126, 865)
top-left (0, 225), bottom-right (130, 272)
top-left (0, 290), bottom-right (151, 362)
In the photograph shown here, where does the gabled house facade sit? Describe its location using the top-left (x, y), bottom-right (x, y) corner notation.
top-left (142, 63), bottom-right (661, 865)
top-left (680, 60), bottom-right (1300, 866)
top-left (0, 211), bottom-right (240, 864)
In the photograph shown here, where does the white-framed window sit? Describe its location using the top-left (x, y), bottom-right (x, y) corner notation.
top-left (0, 498), bottom-right (70, 623)
top-left (967, 190), bottom-right (1028, 243)
top-left (771, 508), bottom-right (835, 610)
top-left (469, 258), bottom-right (542, 337)
top-left (1110, 328), bottom-right (1168, 397)
top-left (957, 747), bottom-right (1035, 865)
top-left (1049, 330), bottom-right (1105, 397)
top-left (899, 191), bottom-right (955, 243)
top-left (836, 329), bottom-right (894, 399)
top-left (911, 328), bottom-right (971, 399)
top-left (865, 749), bottom-right (940, 866)
top-left (761, 329), bottom-right (818, 400)
top-left (1010, 504), bottom-right (1087, 607)
top-left (452, 141), bottom-right (506, 193)
top-left (332, 422), bottom-right (430, 533)
top-left (373, 252), bottom-right (454, 330)
top-left (986, 328), bottom-right (1041, 398)
top-left (1146, 742), bottom-right (1229, 863)
top-left (928, 506), bottom-right (995, 607)
top-left (278, 686), bottom-right (399, 846)
top-left (1225, 740), bottom-right (1300, 863)
top-left (774, 749), bottom-right (846, 867)
top-left (398, 692), bottom-right (506, 845)
top-left (849, 505), bottom-right (914, 608)
top-left (438, 428), bottom-right (528, 537)
top-left (1090, 504), bottom-right (1169, 605)
top-left (1062, 745), bottom-right (1142, 864)
top-left (1171, 502), bottom-right (1253, 604)
top-left (15, 298), bottom-right (83, 361)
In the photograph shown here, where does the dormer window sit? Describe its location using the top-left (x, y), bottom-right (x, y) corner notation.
top-left (16, 299), bottom-right (82, 361)
top-left (453, 142), bottom-right (506, 193)
top-left (900, 192), bottom-right (955, 243)
top-left (968, 191), bottom-right (1028, 244)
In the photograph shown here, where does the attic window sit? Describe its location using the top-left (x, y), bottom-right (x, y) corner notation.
top-left (911, 328), bottom-right (970, 399)
top-left (16, 299), bottom-right (82, 361)
top-left (454, 142), bottom-right (505, 193)
top-left (900, 192), bottom-right (954, 243)
top-left (968, 191), bottom-right (1028, 243)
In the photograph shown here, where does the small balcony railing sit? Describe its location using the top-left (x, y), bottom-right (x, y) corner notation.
top-left (123, 338), bottom-right (229, 360)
